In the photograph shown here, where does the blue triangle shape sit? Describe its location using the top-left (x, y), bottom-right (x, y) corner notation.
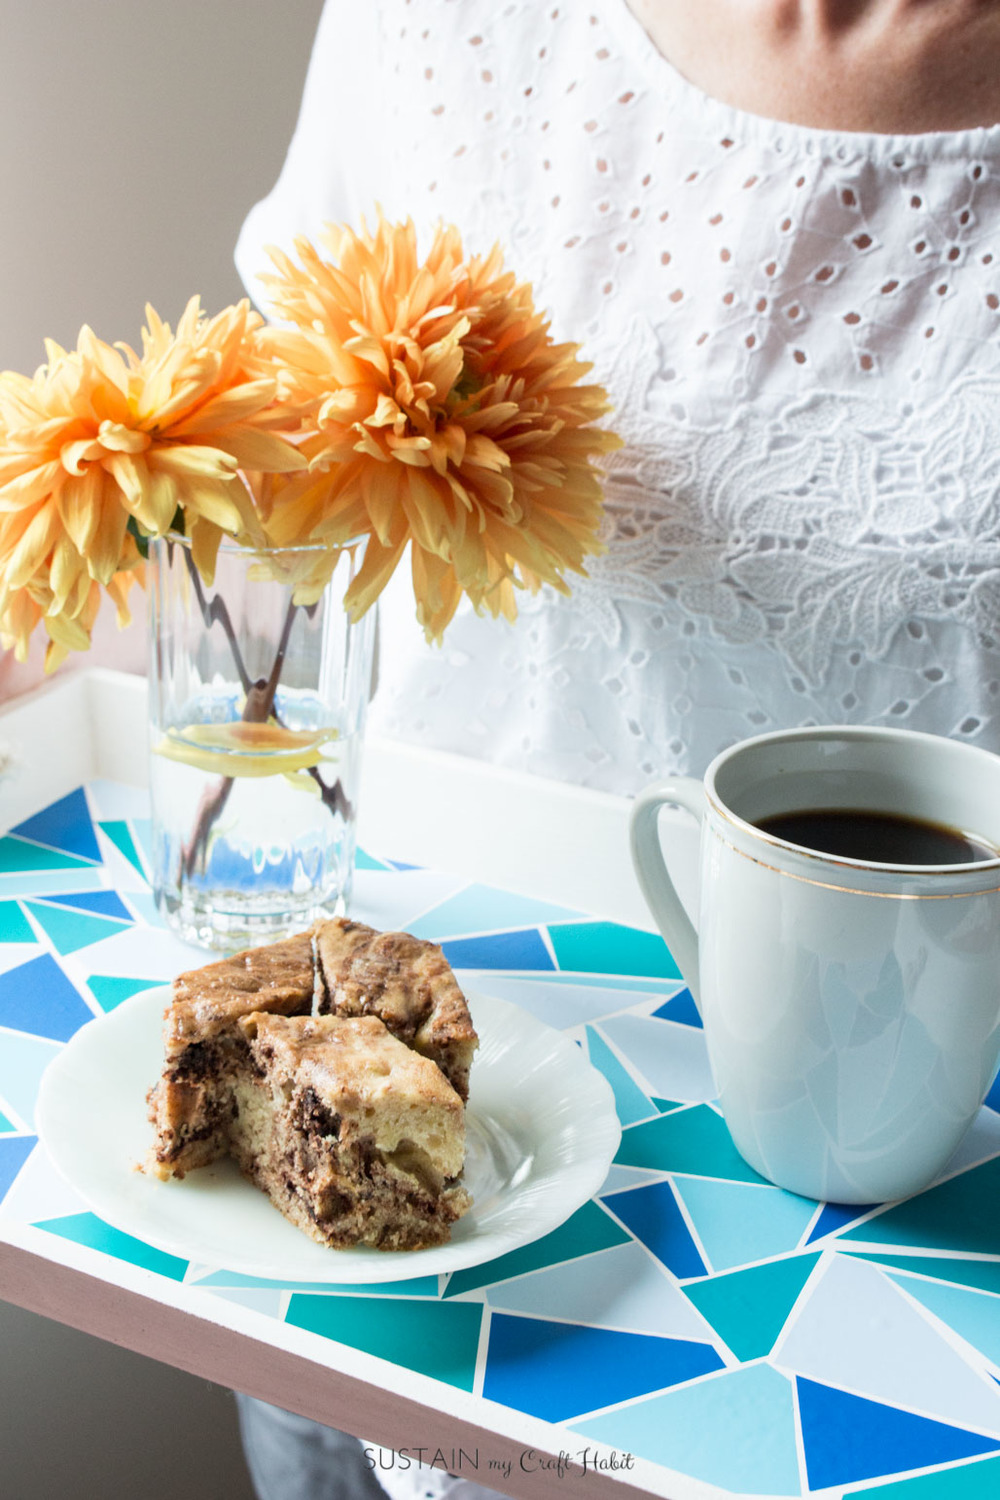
top-left (12, 789), bottom-right (101, 864)
top-left (986, 1069), bottom-right (1000, 1112)
top-left (482, 1313), bottom-right (723, 1423)
top-left (37, 890), bottom-right (133, 922)
top-left (653, 987), bottom-right (703, 1028)
top-left (602, 1180), bottom-right (707, 1278)
top-left (797, 1375), bottom-right (1000, 1490)
top-left (0, 1135), bottom-right (36, 1205)
top-left (0, 953), bottom-right (95, 1041)
top-left (441, 929), bottom-right (555, 971)
top-left (806, 1200), bottom-right (881, 1243)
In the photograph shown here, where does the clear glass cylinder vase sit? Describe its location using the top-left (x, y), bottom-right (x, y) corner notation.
top-left (147, 534), bottom-right (376, 951)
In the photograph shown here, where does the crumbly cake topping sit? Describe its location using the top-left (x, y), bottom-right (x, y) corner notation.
top-left (240, 1011), bottom-right (466, 1180)
top-left (165, 929), bottom-right (316, 1056)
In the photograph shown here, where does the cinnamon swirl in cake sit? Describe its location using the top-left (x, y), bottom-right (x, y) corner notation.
top-left (232, 1012), bottom-right (470, 1250)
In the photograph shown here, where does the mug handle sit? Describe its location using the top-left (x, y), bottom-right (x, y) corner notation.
top-left (629, 779), bottom-right (706, 1008)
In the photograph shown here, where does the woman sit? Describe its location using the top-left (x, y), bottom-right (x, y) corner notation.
top-left (234, 1), bottom-right (1000, 1496)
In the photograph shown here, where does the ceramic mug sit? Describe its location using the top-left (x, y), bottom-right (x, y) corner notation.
top-left (629, 726), bottom-right (1000, 1203)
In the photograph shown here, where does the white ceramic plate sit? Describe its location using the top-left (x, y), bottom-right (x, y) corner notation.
top-left (36, 987), bottom-right (621, 1283)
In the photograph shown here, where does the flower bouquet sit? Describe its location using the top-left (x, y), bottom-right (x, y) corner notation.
top-left (0, 214), bottom-right (618, 947)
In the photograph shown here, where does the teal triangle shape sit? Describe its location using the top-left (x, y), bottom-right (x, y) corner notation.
top-left (12, 788), bottom-right (101, 863)
top-left (682, 1253), bottom-right (821, 1360)
top-left (615, 1104), bottom-right (768, 1183)
top-left (546, 921), bottom-right (682, 980)
top-left (444, 1200), bottom-right (629, 1298)
top-left (858, 1453), bottom-right (1000, 1497)
top-left (586, 1026), bottom-right (655, 1126)
top-left (192, 1269), bottom-right (438, 1296)
top-left (0, 837), bottom-right (94, 875)
top-left (0, 902), bottom-right (35, 943)
top-left (97, 821), bottom-right (146, 878)
top-left (841, 1157), bottom-right (1000, 1255)
top-left (0, 1110), bottom-right (14, 1132)
top-left (843, 1251), bottom-right (1000, 1299)
top-left (673, 1176), bottom-right (819, 1271)
top-left (355, 847), bottom-right (391, 871)
top-left (797, 1375), bottom-right (1000, 1490)
top-left (24, 902), bottom-right (129, 956)
top-left (34, 1212), bottom-right (188, 1280)
top-left (86, 975), bottom-right (160, 1012)
top-left (286, 1294), bottom-right (482, 1391)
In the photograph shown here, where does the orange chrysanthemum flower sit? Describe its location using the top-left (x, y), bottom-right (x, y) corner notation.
top-left (255, 215), bottom-right (620, 640)
top-left (0, 298), bottom-right (305, 668)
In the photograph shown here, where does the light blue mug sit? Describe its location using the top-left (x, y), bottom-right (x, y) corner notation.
top-left (630, 726), bottom-right (1000, 1203)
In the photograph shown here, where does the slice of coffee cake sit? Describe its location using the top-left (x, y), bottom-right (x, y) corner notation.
top-left (315, 918), bottom-right (478, 1100)
top-left (146, 929), bottom-right (317, 1179)
top-left (146, 919), bottom-right (477, 1249)
top-left (233, 1012), bottom-right (471, 1250)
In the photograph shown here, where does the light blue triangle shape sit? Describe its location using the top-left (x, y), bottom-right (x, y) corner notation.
top-left (586, 1026), bottom-right (655, 1125)
top-left (120, 891), bottom-right (167, 928)
top-left (600, 1164), bottom-right (668, 1194)
top-left (577, 1361), bottom-right (801, 1495)
top-left (485, 1241), bottom-right (718, 1343)
top-left (673, 1176), bottom-right (819, 1272)
top-left (0, 869), bottom-right (106, 899)
top-left (468, 975), bottom-right (669, 1030)
top-left (203, 1287), bottom-right (285, 1318)
top-left (86, 780), bottom-right (151, 821)
top-left (0, 1030), bottom-right (62, 1128)
top-left (408, 884), bottom-right (583, 940)
top-left (887, 1273), bottom-right (1000, 1368)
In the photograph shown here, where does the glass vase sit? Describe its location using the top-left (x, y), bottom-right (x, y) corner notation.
top-left (147, 534), bottom-right (376, 951)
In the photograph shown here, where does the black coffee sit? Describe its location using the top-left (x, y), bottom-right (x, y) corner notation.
top-left (755, 808), bottom-right (999, 865)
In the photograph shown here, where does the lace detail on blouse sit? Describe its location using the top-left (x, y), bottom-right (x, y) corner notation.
top-left (237, 0), bottom-right (1000, 790)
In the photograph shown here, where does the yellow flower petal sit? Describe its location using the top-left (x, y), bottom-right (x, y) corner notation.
top-left (147, 444), bottom-right (239, 480)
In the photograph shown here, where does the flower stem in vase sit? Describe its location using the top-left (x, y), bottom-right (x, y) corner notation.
top-left (176, 547), bottom-right (352, 884)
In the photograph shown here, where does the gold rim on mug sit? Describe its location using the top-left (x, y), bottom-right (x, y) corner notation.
top-left (705, 803), bottom-right (1000, 900)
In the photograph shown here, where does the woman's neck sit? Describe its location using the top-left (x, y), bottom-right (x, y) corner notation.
top-left (624, 0), bottom-right (1000, 131)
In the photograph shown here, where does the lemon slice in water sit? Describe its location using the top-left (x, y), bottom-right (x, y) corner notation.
top-left (153, 721), bottom-right (339, 778)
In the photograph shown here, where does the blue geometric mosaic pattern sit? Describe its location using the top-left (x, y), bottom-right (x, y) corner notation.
top-left (5, 784), bottom-right (1000, 1497)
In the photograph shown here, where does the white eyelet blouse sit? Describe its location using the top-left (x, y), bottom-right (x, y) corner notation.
top-left (236, 0), bottom-right (1000, 794)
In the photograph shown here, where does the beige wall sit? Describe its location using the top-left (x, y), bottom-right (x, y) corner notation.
top-left (0, 0), bottom-right (327, 698)
top-left (0, 6), bottom-right (325, 1493)
top-left (0, 0), bottom-right (325, 372)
